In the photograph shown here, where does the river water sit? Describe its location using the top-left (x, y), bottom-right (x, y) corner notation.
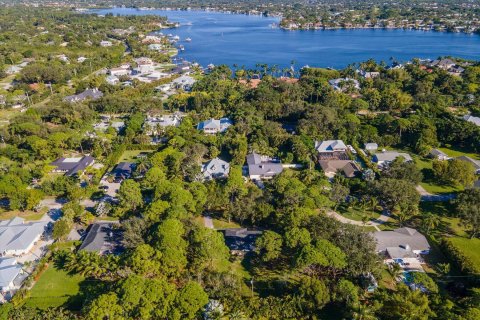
top-left (91, 8), bottom-right (480, 69)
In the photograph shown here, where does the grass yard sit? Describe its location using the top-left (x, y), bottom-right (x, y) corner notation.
top-left (25, 265), bottom-right (85, 310)
top-left (118, 149), bottom-right (153, 163)
top-left (338, 205), bottom-right (380, 222)
top-left (438, 147), bottom-right (480, 160)
top-left (414, 157), bottom-right (463, 194)
top-left (446, 237), bottom-right (480, 273)
top-left (0, 209), bottom-right (47, 221)
top-left (212, 218), bottom-right (240, 229)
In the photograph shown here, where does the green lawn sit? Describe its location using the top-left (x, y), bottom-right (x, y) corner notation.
top-left (25, 265), bottom-right (85, 310)
top-left (338, 205), bottom-right (380, 222)
top-left (0, 209), bottom-right (47, 221)
top-left (438, 147), bottom-right (480, 160)
top-left (118, 149), bottom-right (153, 163)
top-left (446, 237), bottom-right (480, 273)
top-left (212, 218), bottom-right (241, 229)
top-left (414, 157), bottom-right (463, 194)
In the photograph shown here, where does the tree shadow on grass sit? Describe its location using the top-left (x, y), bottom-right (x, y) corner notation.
top-left (64, 279), bottom-right (110, 311)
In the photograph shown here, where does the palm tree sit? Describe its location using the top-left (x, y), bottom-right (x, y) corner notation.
top-left (388, 262), bottom-right (403, 282)
top-left (369, 197), bottom-right (379, 212)
top-left (353, 303), bottom-right (378, 320)
top-left (421, 213), bottom-right (441, 234)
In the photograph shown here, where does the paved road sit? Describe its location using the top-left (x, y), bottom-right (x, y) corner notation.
top-left (327, 210), bottom-right (390, 232)
top-left (204, 216), bottom-right (214, 229)
top-left (416, 185), bottom-right (456, 202)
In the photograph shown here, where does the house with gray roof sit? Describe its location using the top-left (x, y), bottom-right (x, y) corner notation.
top-left (247, 153), bottom-right (283, 181)
top-left (364, 143), bottom-right (378, 153)
top-left (429, 149), bottom-right (450, 161)
top-left (373, 151), bottom-right (412, 168)
top-left (315, 140), bottom-right (349, 160)
top-left (144, 114), bottom-right (183, 135)
top-left (202, 158), bottom-right (230, 180)
top-left (64, 88), bottom-right (103, 103)
top-left (50, 155), bottom-right (95, 177)
top-left (172, 75), bottom-right (196, 91)
top-left (197, 118), bottom-right (233, 135)
top-left (0, 258), bottom-right (22, 294)
top-left (463, 115), bottom-right (480, 127)
top-left (79, 222), bottom-right (122, 255)
top-left (0, 217), bottom-right (48, 256)
top-left (456, 156), bottom-right (480, 174)
top-left (374, 228), bottom-right (430, 255)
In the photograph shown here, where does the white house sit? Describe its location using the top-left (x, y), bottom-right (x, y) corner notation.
top-left (463, 115), bottom-right (480, 127)
top-left (172, 75), bottom-right (196, 91)
top-left (100, 40), bottom-right (113, 47)
top-left (109, 67), bottom-right (130, 77)
top-left (0, 258), bottom-right (22, 294)
top-left (0, 217), bottom-right (48, 256)
top-left (429, 149), bottom-right (450, 161)
top-left (364, 143), bottom-right (378, 153)
top-left (148, 43), bottom-right (163, 51)
top-left (143, 114), bottom-right (183, 135)
top-left (106, 75), bottom-right (119, 85)
top-left (197, 118), bottom-right (233, 135)
top-left (328, 78), bottom-right (360, 92)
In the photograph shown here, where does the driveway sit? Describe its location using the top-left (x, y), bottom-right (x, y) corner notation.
top-left (327, 210), bottom-right (390, 231)
top-left (99, 177), bottom-right (121, 198)
top-left (204, 216), bottom-right (214, 229)
top-left (416, 185), bottom-right (456, 202)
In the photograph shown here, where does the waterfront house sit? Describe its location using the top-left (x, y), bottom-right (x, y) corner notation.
top-left (328, 78), bottom-right (360, 92)
top-left (109, 67), bottom-right (131, 77)
top-left (172, 75), bottom-right (196, 91)
top-left (197, 118), bottom-right (233, 134)
top-left (50, 156), bottom-right (95, 177)
top-left (202, 158), bottom-right (230, 180)
top-left (0, 217), bottom-right (49, 257)
top-left (246, 153), bottom-right (283, 181)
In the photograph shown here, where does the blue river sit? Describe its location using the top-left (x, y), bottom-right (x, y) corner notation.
top-left (91, 8), bottom-right (480, 69)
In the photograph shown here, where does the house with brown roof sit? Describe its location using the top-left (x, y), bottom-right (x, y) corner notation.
top-left (319, 160), bottom-right (361, 178)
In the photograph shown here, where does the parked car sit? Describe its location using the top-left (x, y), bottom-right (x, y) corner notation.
top-left (99, 185), bottom-right (109, 190)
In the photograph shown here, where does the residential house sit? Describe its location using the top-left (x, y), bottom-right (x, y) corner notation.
top-left (315, 140), bottom-right (349, 160)
top-left (172, 75), bottom-right (196, 91)
top-left (374, 228), bottom-right (429, 269)
top-left (359, 70), bottom-right (380, 79)
top-left (106, 75), bottom-right (119, 85)
top-left (100, 40), bottom-right (113, 47)
top-left (328, 78), bottom-right (360, 92)
top-left (319, 160), bottom-right (360, 178)
top-left (197, 118), bottom-right (233, 135)
top-left (77, 56), bottom-right (87, 63)
top-left (247, 153), bottom-right (283, 180)
top-left (431, 58), bottom-right (455, 70)
top-left (50, 156), bottom-right (95, 177)
top-left (148, 43), bottom-right (162, 51)
top-left (429, 149), bottom-right (450, 161)
top-left (111, 121), bottom-right (125, 132)
top-left (364, 143), bottom-right (378, 153)
top-left (457, 156), bottom-right (480, 174)
top-left (373, 151), bottom-right (413, 168)
top-left (222, 228), bottom-right (263, 253)
top-left (64, 88), bottom-right (103, 103)
top-left (202, 158), bottom-right (230, 180)
top-left (463, 115), bottom-right (480, 127)
top-left (143, 114), bottom-right (183, 135)
top-left (113, 162), bottom-right (135, 179)
top-left (109, 67), bottom-right (130, 77)
top-left (0, 258), bottom-right (22, 294)
top-left (79, 222), bottom-right (122, 255)
top-left (0, 217), bottom-right (49, 256)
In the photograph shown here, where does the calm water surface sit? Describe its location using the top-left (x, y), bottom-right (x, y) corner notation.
top-left (91, 8), bottom-right (480, 69)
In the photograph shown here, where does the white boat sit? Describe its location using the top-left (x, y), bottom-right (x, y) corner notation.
top-left (179, 45), bottom-right (185, 51)
top-left (172, 35), bottom-right (180, 41)
top-left (185, 37), bottom-right (192, 42)
top-left (207, 63), bottom-right (215, 70)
